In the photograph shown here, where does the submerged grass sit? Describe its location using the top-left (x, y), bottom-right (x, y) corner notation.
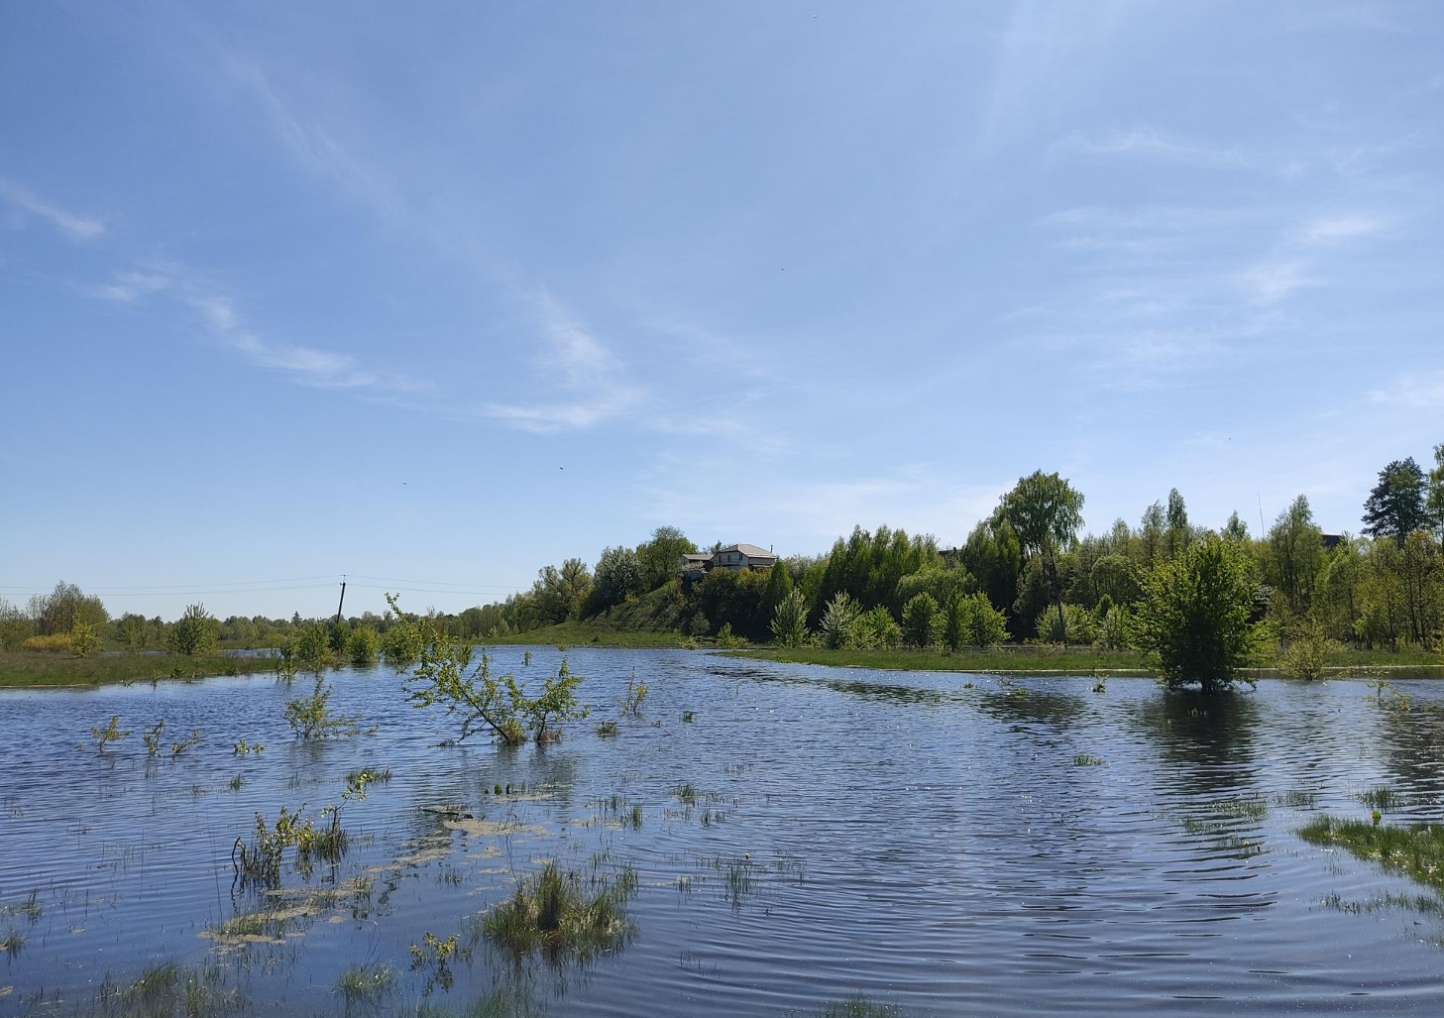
top-left (0, 651), bottom-right (277, 688)
top-left (817, 997), bottom-right (906, 1018)
top-left (1300, 816), bottom-right (1444, 894)
top-left (95, 958), bottom-right (246, 1017)
top-left (481, 860), bottom-right (635, 962)
top-left (335, 962), bottom-right (396, 1006)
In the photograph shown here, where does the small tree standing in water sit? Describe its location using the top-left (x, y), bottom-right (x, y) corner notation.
top-left (1136, 535), bottom-right (1258, 693)
top-left (390, 595), bottom-right (585, 745)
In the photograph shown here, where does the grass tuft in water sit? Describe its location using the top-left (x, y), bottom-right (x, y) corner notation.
top-left (1300, 815), bottom-right (1444, 894)
top-left (1274, 790), bottom-right (1317, 808)
top-left (1356, 787), bottom-right (1402, 810)
top-left (335, 962), bottom-right (396, 1006)
top-left (1072, 754), bottom-right (1105, 766)
top-left (816, 996), bottom-right (906, 1018)
top-left (597, 720), bottom-right (618, 738)
top-left (481, 859), bottom-right (635, 962)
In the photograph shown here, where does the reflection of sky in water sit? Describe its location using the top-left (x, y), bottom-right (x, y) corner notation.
top-left (2, 651), bottom-right (1444, 1017)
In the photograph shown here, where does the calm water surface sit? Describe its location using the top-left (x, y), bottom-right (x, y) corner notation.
top-left (2, 649), bottom-right (1443, 1015)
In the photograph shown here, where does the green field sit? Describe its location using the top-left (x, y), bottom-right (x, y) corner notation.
top-left (0, 652), bottom-right (279, 688)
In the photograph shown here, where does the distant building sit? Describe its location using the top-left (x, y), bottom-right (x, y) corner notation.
top-left (1321, 533), bottom-right (1346, 551)
top-left (678, 543), bottom-right (777, 581)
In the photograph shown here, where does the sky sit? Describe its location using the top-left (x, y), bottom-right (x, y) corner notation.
top-left (2, 0), bottom-right (1442, 621)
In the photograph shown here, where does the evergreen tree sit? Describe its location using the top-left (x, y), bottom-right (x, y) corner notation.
top-left (1362, 458), bottom-right (1427, 543)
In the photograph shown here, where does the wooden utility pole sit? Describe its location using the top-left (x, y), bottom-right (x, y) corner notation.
top-left (334, 576), bottom-right (347, 625)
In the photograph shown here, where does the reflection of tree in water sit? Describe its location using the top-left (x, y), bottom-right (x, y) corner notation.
top-left (974, 687), bottom-right (1086, 729)
top-left (739, 667), bottom-right (950, 706)
top-left (1133, 690), bottom-right (1259, 794)
top-left (1373, 687), bottom-right (1444, 808)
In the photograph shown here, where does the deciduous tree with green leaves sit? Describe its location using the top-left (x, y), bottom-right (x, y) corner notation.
top-left (169, 603), bottom-right (219, 657)
top-left (1136, 535), bottom-right (1259, 693)
top-left (769, 588), bottom-right (809, 648)
top-left (995, 471), bottom-right (1085, 643)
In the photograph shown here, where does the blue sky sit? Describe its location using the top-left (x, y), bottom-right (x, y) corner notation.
top-left (3, 1), bottom-right (1441, 621)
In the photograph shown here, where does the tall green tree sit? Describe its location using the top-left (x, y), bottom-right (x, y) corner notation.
top-left (1362, 458), bottom-right (1427, 543)
top-left (900, 593), bottom-right (941, 648)
top-left (761, 558), bottom-right (794, 617)
top-left (169, 603), bottom-right (219, 657)
top-left (636, 526), bottom-right (697, 591)
top-left (1266, 496), bottom-right (1322, 620)
top-left (1136, 535), bottom-right (1258, 693)
top-left (995, 471), bottom-right (1085, 642)
top-left (769, 588), bottom-right (809, 647)
top-left (593, 546), bottom-right (644, 609)
top-left (1425, 443), bottom-right (1444, 543)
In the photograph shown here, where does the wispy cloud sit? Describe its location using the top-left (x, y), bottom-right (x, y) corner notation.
top-left (1058, 129), bottom-right (1250, 169)
top-left (1242, 258), bottom-right (1314, 303)
top-left (0, 176), bottom-right (104, 240)
top-left (91, 265), bottom-right (426, 393)
top-left (1370, 369), bottom-right (1444, 408)
top-left (483, 295), bottom-right (642, 432)
top-left (1296, 213), bottom-right (1385, 245)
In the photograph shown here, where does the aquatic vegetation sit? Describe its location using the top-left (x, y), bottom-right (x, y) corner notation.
top-left (228, 774), bottom-right (245, 791)
top-left (91, 715), bottom-right (131, 753)
top-left (232, 801), bottom-right (349, 884)
top-left (335, 962), bottom-right (396, 1006)
top-left (1300, 816), bottom-right (1444, 894)
top-left (1072, 754), bottom-right (1105, 766)
top-left (1275, 790), bottom-right (1318, 808)
top-left (0, 929), bottom-right (21, 958)
top-left (682, 710), bottom-right (695, 723)
top-left (481, 859), bottom-right (635, 963)
top-left (0, 891), bottom-right (41, 923)
top-left (630, 803), bottom-right (643, 830)
top-left (232, 739), bottom-right (264, 755)
top-left (285, 677), bottom-right (366, 739)
top-left (1356, 787), bottom-right (1403, 810)
top-left (1212, 795), bottom-right (1268, 820)
top-left (817, 998), bottom-right (906, 1018)
top-left (523, 650), bottom-right (532, 667)
top-left (597, 720), bottom-right (618, 737)
top-left (170, 728), bottom-right (203, 757)
top-left (142, 719), bottom-right (166, 756)
top-left (618, 670), bottom-right (648, 717)
top-left (347, 766), bottom-right (390, 785)
top-left (95, 959), bottom-right (244, 1017)
top-left (674, 783), bottom-right (698, 807)
top-left (410, 931), bottom-right (468, 994)
top-left (723, 857), bottom-right (755, 905)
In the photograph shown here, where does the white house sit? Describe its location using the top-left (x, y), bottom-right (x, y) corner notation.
top-left (678, 543), bottom-right (777, 579)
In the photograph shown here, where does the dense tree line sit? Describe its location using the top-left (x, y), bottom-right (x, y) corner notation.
top-left (7, 443), bottom-right (1443, 670)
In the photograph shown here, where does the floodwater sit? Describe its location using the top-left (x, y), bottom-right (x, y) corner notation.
top-left (2, 649), bottom-right (1443, 1016)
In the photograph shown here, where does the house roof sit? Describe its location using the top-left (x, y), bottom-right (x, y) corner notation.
top-left (719, 543), bottom-right (775, 558)
top-left (682, 553), bottom-right (711, 563)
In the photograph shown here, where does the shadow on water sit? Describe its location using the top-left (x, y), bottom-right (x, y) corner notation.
top-left (973, 687), bottom-right (1087, 729)
top-left (733, 666), bottom-right (950, 707)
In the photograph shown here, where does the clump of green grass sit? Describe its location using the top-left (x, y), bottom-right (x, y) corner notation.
top-left (1300, 816), bottom-right (1444, 894)
top-left (682, 710), bottom-right (695, 723)
top-left (629, 803), bottom-right (643, 830)
top-left (335, 962), bottom-right (396, 1006)
top-left (1274, 790), bottom-right (1317, 808)
top-left (348, 767), bottom-right (391, 785)
top-left (1356, 787), bottom-right (1403, 810)
top-left (1, 929), bottom-right (23, 957)
top-left (819, 999), bottom-right (904, 1018)
top-left (228, 774), bottom-right (246, 792)
top-left (597, 720), bottom-right (618, 738)
top-left (481, 860), bottom-right (635, 962)
top-left (104, 959), bottom-right (245, 1015)
top-left (674, 783), bottom-right (697, 807)
top-left (1072, 754), bottom-right (1105, 766)
top-left (0, 890), bottom-right (41, 922)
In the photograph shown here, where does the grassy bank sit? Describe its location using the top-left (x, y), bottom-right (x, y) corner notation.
top-left (0, 651), bottom-right (279, 688)
top-left (1300, 816), bottom-right (1444, 894)
top-left (487, 623), bottom-right (688, 649)
top-left (733, 644), bottom-right (1444, 677)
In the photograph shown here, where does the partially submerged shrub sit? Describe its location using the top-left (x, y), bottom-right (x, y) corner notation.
top-left (91, 715), bottom-right (131, 753)
top-left (347, 626), bottom-right (380, 667)
top-left (392, 594), bottom-right (585, 746)
top-left (285, 678), bottom-right (366, 739)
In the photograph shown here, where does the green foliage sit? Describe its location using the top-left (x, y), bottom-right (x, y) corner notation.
top-left (394, 594), bottom-right (585, 745)
top-left (481, 859), bottom-right (635, 962)
top-left (1136, 535), bottom-right (1259, 692)
top-left (144, 719), bottom-right (166, 755)
top-left (118, 612), bottom-right (148, 651)
top-left (1279, 619), bottom-right (1339, 680)
top-left (694, 567), bottom-right (770, 641)
top-left (636, 525), bottom-right (697, 591)
top-left (592, 545), bottom-right (645, 609)
top-left (294, 623), bottom-right (333, 671)
top-left (1363, 457), bottom-right (1428, 543)
top-left (769, 587), bottom-right (810, 647)
top-left (853, 605), bottom-right (902, 650)
top-left (91, 715), bottom-right (131, 753)
top-left (1265, 495), bottom-right (1322, 621)
top-left (0, 598), bottom-right (32, 652)
top-left (169, 603), bottom-right (220, 657)
top-left (814, 525), bottom-right (941, 619)
top-left (1300, 815), bottom-right (1444, 895)
top-left (382, 614), bottom-right (422, 667)
top-left (284, 678), bottom-right (365, 739)
top-left (762, 559), bottom-right (794, 617)
top-left (347, 626), bottom-right (380, 667)
top-left (618, 670), bottom-right (648, 717)
top-left (946, 592), bottom-right (1008, 648)
top-left (532, 558), bottom-right (593, 624)
top-left (995, 471), bottom-right (1085, 641)
top-left (1035, 603), bottom-right (1096, 645)
top-left (28, 581), bottom-right (108, 636)
top-left (900, 593), bottom-right (941, 648)
top-left (819, 592), bottom-right (860, 649)
top-left (69, 620), bottom-right (101, 658)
